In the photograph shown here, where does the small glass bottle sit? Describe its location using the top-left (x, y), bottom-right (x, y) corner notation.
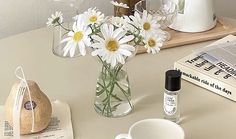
top-left (163, 70), bottom-right (181, 123)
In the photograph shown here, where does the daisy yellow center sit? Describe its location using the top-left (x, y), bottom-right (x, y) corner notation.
top-left (106, 40), bottom-right (119, 52)
top-left (89, 15), bottom-right (98, 22)
top-left (143, 22), bottom-right (151, 30)
top-left (73, 31), bottom-right (83, 42)
top-left (148, 38), bottom-right (156, 47)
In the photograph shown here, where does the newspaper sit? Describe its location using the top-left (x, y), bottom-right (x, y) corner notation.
top-left (0, 100), bottom-right (74, 139)
top-left (195, 39), bottom-right (236, 79)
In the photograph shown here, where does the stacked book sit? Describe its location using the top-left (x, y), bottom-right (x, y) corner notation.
top-left (174, 35), bottom-right (236, 101)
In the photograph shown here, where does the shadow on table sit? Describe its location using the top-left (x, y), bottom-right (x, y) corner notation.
top-left (132, 93), bottom-right (163, 113)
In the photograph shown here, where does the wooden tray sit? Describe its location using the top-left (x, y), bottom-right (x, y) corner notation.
top-left (137, 18), bottom-right (236, 54)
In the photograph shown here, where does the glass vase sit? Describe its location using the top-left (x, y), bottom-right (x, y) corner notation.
top-left (94, 63), bottom-right (132, 118)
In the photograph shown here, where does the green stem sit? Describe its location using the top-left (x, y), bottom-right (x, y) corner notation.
top-left (98, 59), bottom-right (131, 116)
top-left (100, 64), bottom-right (116, 115)
top-left (101, 65), bottom-right (110, 115)
top-left (97, 56), bottom-right (112, 75)
top-left (106, 74), bottom-right (116, 115)
top-left (101, 63), bottom-right (123, 116)
top-left (115, 82), bottom-right (132, 108)
top-left (56, 21), bottom-right (71, 32)
top-left (97, 75), bottom-right (121, 102)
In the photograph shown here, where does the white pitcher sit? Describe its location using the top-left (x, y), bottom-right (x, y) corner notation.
top-left (168, 0), bottom-right (217, 32)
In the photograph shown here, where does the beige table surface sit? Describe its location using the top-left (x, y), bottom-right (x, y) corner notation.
top-left (1, 18), bottom-right (236, 139)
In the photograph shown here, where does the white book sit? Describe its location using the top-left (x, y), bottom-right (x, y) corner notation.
top-left (174, 35), bottom-right (236, 101)
top-left (194, 39), bottom-right (236, 79)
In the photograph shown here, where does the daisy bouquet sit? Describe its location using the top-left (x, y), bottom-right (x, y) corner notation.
top-left (47, 5), bottom-right (166, 117)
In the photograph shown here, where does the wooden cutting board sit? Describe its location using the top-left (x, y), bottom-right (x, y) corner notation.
top-left (137, 18), bottom-right (236, 54)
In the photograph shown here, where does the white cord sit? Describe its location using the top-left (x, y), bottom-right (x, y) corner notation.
top-left (13, 66), bottom-right (35, 139)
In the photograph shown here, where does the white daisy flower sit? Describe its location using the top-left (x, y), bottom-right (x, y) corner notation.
top-left (46, 11), bottom-right (63, 27)
top-left (60, 15), bottom-right (92, 57)
top-left (91, 24), bottom-right (135, 67)
top-left (110, 1), bottom-right (129, 9)
top-left (82, 7), bottom-right (105, 26)
top-left (130, 10), bottom-right (161, 37)
top-left (143, 33), bottom-right (164, 54)
top-left (110, 16), bottom-right (135, 32)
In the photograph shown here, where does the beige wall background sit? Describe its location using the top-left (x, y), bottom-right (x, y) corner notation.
top-left (0, 0), bottom-right (235, 39)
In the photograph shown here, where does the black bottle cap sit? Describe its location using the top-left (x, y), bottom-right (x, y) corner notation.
top-left (165, 70), bottom-right (182, 91)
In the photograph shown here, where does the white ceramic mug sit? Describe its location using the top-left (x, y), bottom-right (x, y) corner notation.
top-left (168, 0), bottom-right (216, 32)
top-left (115, 119), bottom-right (184, 139)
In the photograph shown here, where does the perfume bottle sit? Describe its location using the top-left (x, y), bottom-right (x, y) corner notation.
top-left (163, 70), bottom-right (181, 123)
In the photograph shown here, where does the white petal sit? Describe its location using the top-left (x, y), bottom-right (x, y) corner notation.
top-left (77, 21), bottom-right (85, 31)
top-left (147, 13), bottom-right (152, 21)
top-left (106, 53), bottom-right (112, 64)
top-left (116, 54), bottom-right (125, 64)
top-left (118, 49), bottom-right (132, 56)
top-left (63, 42), bottom-right (73, 56)
top-left (110, 1), bottom-right (116, 5)
top-left (97, 11), bottom-right (102, 15)
top-left (61, 37), bottom-right (72, 44)
top-left (85, 27), bottom-right (92, 35)
top-left (63, 46), bottom-right (70, 56)
top-left (116, 30), bottom-right (127, 40)
top-left (70, 45), bottom-right (76, 57)
top-left (79, 42), bottom-right (86, 56)
top-left (119, 35), bottom-right (134, 44)
top-left (120, 44), bottom-right (135, 51)
top-left (102, 52), bottom-right (109, 61)
top-left (134, 12), bottom-right (141, 22)
top-left (111, 55), bottom-right (117, 67)
top-left (91, 43), bottom-right (103, 48)
top-left (92, 35), bottom-right (105, 43)
top-left (63, 41), bottom-right (72, 51)
top-left (101, 24), bottom-right (110, 39)
top-left (142, 10), bottom-right (148, 20)
top-left (151, 48), bottom-right (157, 54)
top-left (112, 28), bottom-right (124, 39)
top-left (147, 48), bottom-right (151, 54)
top-left (83, 36), bottom-right (91, 46)
top-left (91, 49), bottom-right (103, 56)
top-left (108, 24), bottom-right (114, 36)
top-left (68, 31), bottom-right (74, 37)
top-left (115, 53), bottom-right (121, 62)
